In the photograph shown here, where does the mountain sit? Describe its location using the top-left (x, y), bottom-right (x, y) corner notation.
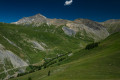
top-left (12, 13), bottom-right (109, 41)
top-left (101, 19), bottom-right (120, 34)
top-left (0, 22), bottom-right (90, 79)
top-left (66, 18), bottom-right (109, 41)
top-left (0, 14), bottom-right (119, 80)
top-left (10, 32), bottom-right (120, 80)
top-left (12, 14), bottom-right (47, 26)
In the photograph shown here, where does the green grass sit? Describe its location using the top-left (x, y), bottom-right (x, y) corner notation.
top-left (0, 23), bottom-right (88, 64)
top-left (11, 32), bottom-right (120, 80)
top-left (0, 23), bottom-right (91, 79)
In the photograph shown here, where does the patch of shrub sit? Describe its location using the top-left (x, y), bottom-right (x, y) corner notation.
top-left (85, 42), bottom-right (100, 50)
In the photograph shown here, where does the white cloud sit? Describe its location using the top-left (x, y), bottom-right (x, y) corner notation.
top-left (64, 0), bottom-right (73, 6)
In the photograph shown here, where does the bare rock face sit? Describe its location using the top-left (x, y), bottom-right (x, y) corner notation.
top-left (29, 40), bottom-right (46, 51)
top-left (12, 14), bottom-right (71, 26)
top-left (0, 50), bottom-right (28, 68)
top-left (0, 44), bottom-right (28, 68)
top-left (62, 26), bottom-right (76, 36)
top-left (74, 19), bottom-right (103, 30)
top-left (66, 19), bottom-right (109, 41)
top-left (12, 14), bottom-right (47, 26)
top-left (12, 14), bottom-right (109, 41)
top-left (47, 19), bottom-right (71, 26)
top-left (0, 44), bottom-right (28, 79)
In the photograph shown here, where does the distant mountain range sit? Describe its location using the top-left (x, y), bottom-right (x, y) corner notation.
top-left (13, 13), bottom-right (120, 41)
top-left (12, 14), bottom-right (120, 35)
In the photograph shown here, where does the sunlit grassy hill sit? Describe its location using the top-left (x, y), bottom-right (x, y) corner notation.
top-left (0, 23), bottom-right (90, 79)
top-left (11, 32), bottom-right (120, 80)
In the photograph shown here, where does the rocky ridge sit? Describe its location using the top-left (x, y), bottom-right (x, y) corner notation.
top-left (101, 19), bottom-right (120, 34)
top-left (12, 13), bottom-right (110, 41)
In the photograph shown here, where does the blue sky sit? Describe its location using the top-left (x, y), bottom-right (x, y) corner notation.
top-left (0, 0), bottom-right (120, 23)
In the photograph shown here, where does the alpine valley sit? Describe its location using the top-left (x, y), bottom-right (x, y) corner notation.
top-left (0, 14), bottom-right (120, 80)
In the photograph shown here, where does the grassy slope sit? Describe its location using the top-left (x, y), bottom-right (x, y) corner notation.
top-left (0, 23), bottom-right (91, 79)
top-left (0, 23), bottom-right (89, 64)
top-left (11, 32), bottom-right (120, 80)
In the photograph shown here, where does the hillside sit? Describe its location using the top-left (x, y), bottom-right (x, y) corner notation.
top-left (0, 23), bottom-right (91, 79)
top-left (11, 32), bottom-right (120, 80)
top-left (101, 19), bottom-right (120, 34)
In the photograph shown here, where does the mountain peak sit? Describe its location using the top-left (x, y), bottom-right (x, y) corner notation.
top-left (31, 13), bottom-right (47, 19)
top-left (11, 13), bottom-right (47, 25)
